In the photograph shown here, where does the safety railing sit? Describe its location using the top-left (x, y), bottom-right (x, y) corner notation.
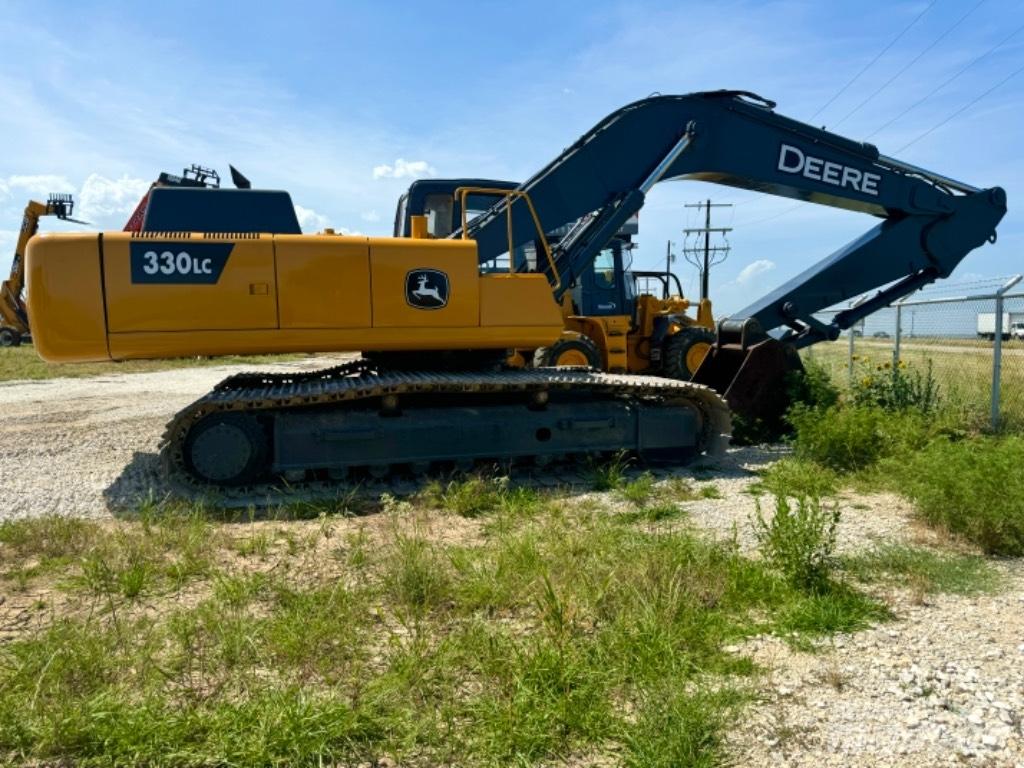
top-left (455, 187), bottom-right (560, 292)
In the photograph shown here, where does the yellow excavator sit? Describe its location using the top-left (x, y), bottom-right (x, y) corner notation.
top-left (24, 91), bottom-right (1005, 505)
top-left (1, 194), bottom-right (84, 347)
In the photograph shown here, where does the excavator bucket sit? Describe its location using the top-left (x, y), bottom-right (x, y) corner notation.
top-left (691, 318), bottom-right (803, 437)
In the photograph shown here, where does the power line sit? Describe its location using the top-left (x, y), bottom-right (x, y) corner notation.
top-left (895, 58), bottom-right (1024, 152)
top-left (810, 0), bottom-right (938, 122)
top-left (736, 201), bottom-right (805, 227)
top-left (866, 18), bottom-right (1024, 139)
top-left (832, 0), bottom-right (988, 129)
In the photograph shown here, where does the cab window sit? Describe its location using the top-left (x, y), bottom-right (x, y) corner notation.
top-left (424, 194), bottom-right (454, 237)
top-left (593, 248), bottom-right (616, 289)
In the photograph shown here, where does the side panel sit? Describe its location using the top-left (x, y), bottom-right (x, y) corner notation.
top-left (369, 238), bottom-right (479, 328)
top-left (25, 233), bottom-right (109, 362)
top-left (479, 274), bottom-right (562, 327)
top-left (103, 232), bottom-right (277, 332)
top-left (275, 236), bottom-right (372, 329)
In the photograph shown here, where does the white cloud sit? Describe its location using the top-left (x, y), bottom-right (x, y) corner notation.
top-left (372, 158), bottom-right (436, 180)
top-left (294, 203), bottom-right (331, 233)
top-left (735, 259), bottom-right (776, 285)
top-left (0, 174), bottom-right (76, 200)
top-left (360, 210), bottom-right (380, 222)
top-left (77, 174), bottom-right (150, 223)
top-left (294, 204), bottom-right (362, 236)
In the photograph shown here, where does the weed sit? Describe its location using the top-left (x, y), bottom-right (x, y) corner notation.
top-left (753, 494), bottom-right (840, 592)
top-left (79, 545), bottom-right (155, 601)
top-left (700, 484), bottom-right (722, 499)
top-left (789, 358), bottom-right (841, 411)
top-left (664, 477), bottom-right (700, 501)
top-left (618, 472), bottom-right (655, 506)
top-left (587, 451), bottom-right (631, 490)
top-left (788, 404), bottom-right (928, 472)
top-left (212, 571), bottom-right (272, 608)
top-left (756, 458), bottom-right (838, 499)
top-left (340, 527), bottom-right (370, 570)
top-left (0, 516), bottom-right (96, 579)
top-left (818, 656), bottom-right (849, 692)
top-left (384, 533), bottom-right (451, 616)
top-left (843, 544), bottom-right (1001, 594)
top-left (497, 485), bottom-right (545, 518)
top-left (623, 686), bottom-right (743, 768)
top-left (619, 503), bottom-right (687, 524)
top-left (880, 436), bottom-right (1024, 555)
top-left (440, 476), bottom-right (504, 518)
top-left (775, 582), bottom-right (889, 638)
top-left (661, 477), bottom-right (719, 503)
top-left (0, 474), bottom-right (901, 767)
top-left (233, 528), bottom-right (273, 558)
top-left (851, 358), bottom-right (939, 414)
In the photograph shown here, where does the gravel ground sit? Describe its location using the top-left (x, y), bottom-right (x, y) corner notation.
top-left (0, 355), bottom-right (352, 519)
top-left (0, 360), bottom-right (1021, 766)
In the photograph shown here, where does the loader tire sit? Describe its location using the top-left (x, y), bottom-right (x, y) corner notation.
top-left (0, 328), bottom-right (21, 347)
top-left (663, 327), bottom-right (715, 381)
top-left (533, 335), bottom-right (602, 369)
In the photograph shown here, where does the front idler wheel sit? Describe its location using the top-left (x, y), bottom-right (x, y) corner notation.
top-left (184, 413), bottom-right (270, 486)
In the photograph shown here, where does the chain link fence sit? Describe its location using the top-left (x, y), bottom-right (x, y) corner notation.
top-left (803, 276), bottom-right (1024, 431)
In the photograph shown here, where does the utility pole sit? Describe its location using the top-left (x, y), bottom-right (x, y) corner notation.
top-left (664, 241), bottom-right (675, 298)
top-left (682, 200), bottom-right (732, 300)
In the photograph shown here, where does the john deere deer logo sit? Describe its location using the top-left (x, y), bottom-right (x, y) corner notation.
top-left (405, 269), bottom-right (449, 310)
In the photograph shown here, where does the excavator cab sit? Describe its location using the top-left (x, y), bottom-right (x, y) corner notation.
top-left (395, 179), bottom-right (714, 378)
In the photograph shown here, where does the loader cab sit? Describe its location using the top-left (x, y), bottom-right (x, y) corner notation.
top-left (572, 239), bottom-right (637, 319)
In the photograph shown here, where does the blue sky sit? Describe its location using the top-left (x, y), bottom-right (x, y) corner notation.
top-left (1, 0), bottom-right (1022, 313)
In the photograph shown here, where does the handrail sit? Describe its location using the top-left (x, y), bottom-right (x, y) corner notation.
top-left (454, 186), bottom-right (560, 292)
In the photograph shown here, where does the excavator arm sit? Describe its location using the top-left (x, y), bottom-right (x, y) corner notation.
top-left (462, 90), bottom-right (1005, 347)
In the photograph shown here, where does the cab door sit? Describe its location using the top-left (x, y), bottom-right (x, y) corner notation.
top-left (576, 245), bottom-right (627, 317)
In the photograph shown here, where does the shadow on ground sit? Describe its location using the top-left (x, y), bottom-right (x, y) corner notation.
top-left (103, 444), bottom-right (782, 520)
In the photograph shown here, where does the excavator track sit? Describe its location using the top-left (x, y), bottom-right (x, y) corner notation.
top-left (160, 362), bottom-right (731, 507)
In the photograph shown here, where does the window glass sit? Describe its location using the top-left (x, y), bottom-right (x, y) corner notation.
top-left (424, 194), bottom-right (454, 237)
top-left (395, 194), bottom-right (408, 236)
top-left (593, 248), bottom-right (616, 289)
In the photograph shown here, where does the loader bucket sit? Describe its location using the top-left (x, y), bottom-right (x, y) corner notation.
top-left (691, 318), bottom-right (803, 439)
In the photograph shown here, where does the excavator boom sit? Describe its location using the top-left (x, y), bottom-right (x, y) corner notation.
top-left (463, 90), bottom-right (1005, 346)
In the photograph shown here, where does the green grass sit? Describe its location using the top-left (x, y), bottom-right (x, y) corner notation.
top-left (0, 488), bottom-right (894, 767)
top-left (587, 451), bottom-right (632, 490)
top-left (804, 342), bottom-right (1024, 432)
top-left (0, 345), bottom-right (312, 382)
top-left (753, 458), bottom-right (838, 499)
top-left (843, 544), bottom-right (1002, 595)
top-left (778, 350), bottom-right (1024, 555)
top-left (876, 436), bottom-right (1024, 555)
